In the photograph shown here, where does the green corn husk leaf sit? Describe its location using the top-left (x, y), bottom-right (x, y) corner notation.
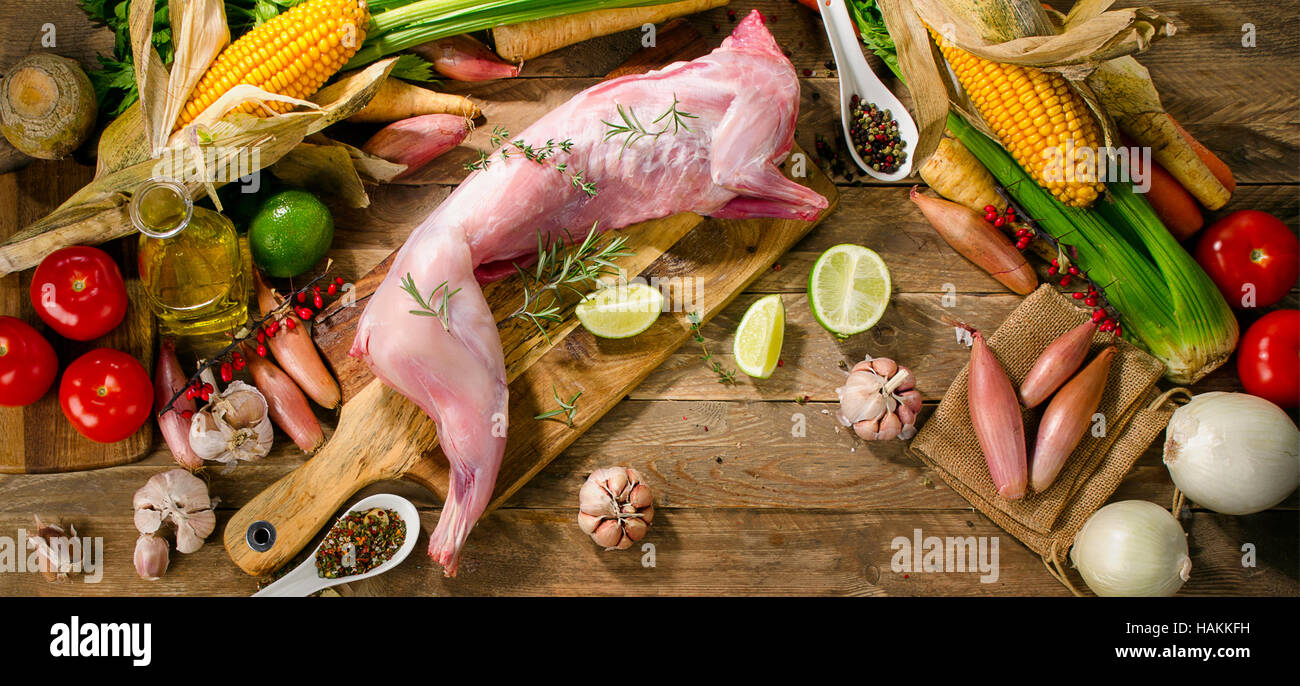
top-left (950, 113), bottom-right (1237, 384)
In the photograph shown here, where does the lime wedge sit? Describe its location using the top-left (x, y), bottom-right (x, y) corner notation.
top-left (733, 294), bottom-right (785, 379)
top-left (807, 244), bottom-right (891, 337)
top-left (576, 282), bottom-right (665, 339)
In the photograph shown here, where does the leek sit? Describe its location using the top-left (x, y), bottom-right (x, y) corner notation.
top-left (950, 115), bottom-right (1238, 383)
top-left (348, 0), bottom-right (682, 69)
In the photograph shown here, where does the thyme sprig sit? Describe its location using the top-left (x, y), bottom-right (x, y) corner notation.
top-left (534, 386), bottom-right (582, 427)
top-left (466, 126), bottom-right (597, 197)
top-left (510, 223), bottom-right (633, 342)
top-left (687, 311), bottom-right (737, 385)
top-left (601, 95), bottom-right (698, 158)
top-left (399, 272), bottom-right (460, 332)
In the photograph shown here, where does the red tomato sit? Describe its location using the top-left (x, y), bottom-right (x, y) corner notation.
top-left (1237, 309), bottom-right (1300, 408)
top-left (30, 246), bottom-right (128, 341)
top-left (0, 316), bottom-right (58, 407)
top-left (59, 348), bottom-right (152, 443)
top-left (1195, 210), bottom-right (1299, 309)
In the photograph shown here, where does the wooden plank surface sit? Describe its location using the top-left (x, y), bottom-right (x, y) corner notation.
top-left (0, 164), bottom-right (155, 473)
top-left (0, 0), bottom-right (1297, 596)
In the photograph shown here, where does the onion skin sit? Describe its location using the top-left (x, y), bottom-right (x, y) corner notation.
top-left (243, 344), bottom-right (324, 454)
top-left (967, 330), bottom-right (1027, 500)
top-left (910, 187), bottom-right (1037, 295)
top-left (1019, 321), bottom-right (1096, 408)
top-left (410, 36), bottom-right (520, 81)
top-left (154, 339), bottom-right (201, 469)
top-left (1071, 500), bottom-right (1191, 597)
top-left (254, 271), bottom-right (341, 409)
top-left (1030, 346), bottom-right (1116, 492)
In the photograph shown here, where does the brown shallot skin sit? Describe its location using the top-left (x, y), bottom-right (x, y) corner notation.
top-left (154, 339), bottom-right (201, 469)
top-left (910, 187), bottom-right (1037, 295)
top-left (410, 35), bottom-right (521, 81)
top-left (243, 344), bottom-right (325, 454)
top-left (1019, 320), bottom-right (1096, 408)
top-left (1030, 346), bottom-right (1116, 492)
top-left (967, 329), bottom-right (1027, 500)
top-left (254, 271), bottom-right (341, 409)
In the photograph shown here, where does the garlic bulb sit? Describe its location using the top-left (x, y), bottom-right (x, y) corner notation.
top-left (133, 469), bottom-right (216, 554)
top-left (26, 516), bottom-right (81, 581)
top-left (578, 467), bottom-right (654, 550)
top-left (133, 534), bottom-right (170, 581)
top-left (189, 380), bottom-right (274, 467)
top-left (836, 355), bottom-right (923, 440)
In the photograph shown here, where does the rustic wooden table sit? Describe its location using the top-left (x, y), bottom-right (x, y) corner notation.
top-left (1, 1), bottom-right (1296, 596)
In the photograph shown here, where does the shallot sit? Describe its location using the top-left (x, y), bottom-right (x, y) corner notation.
top-left (254, 271), bottom-right (340, 409)
top-left (1030, 346), bottom-right (1116, 492)
top-left (1163, 392), bottom-right (1299, 515)
top-left (1070, 500), bottom-right (1190, 597)
top-left (910, 187), bottom-right (1037, 296)
top-left (966, 327), bottom-right (1027, 500)
top-left (578, 467), bottom-right (654, 550)
top-left (154, 339), bottom-right (201, 469)
top-left (1019, 320), bottom-right (1095, 408)
top-left (243, 343), bottom-right (324, 453)
top-left (410, 35), bottom-right (520, 81)
top-left (361, 114), bottom-right (473, 181)
top-left (835, 354), bottom-right (923, 440)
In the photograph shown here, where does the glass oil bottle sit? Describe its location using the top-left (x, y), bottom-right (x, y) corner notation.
top-left (132, 180), bottom-right (249, 339)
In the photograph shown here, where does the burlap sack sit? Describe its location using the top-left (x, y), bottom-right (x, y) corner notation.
top-left (909, 285), bottom-right (1179, 588)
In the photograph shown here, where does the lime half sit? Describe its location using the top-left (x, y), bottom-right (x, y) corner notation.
top-left (808, 244), bottom-right (890, 337)
top-left (733, 294), bottom-right (785, 379)
top-left (576, 282), bottom-right (665, 339)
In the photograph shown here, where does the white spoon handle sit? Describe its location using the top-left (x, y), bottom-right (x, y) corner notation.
top-left (252, 556), bottom-right (328, 597)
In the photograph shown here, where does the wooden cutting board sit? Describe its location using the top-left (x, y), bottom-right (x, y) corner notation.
top-left (0, 162), bottom-right (155, 474)
top-left (224, 23), bottom-right (840, 576)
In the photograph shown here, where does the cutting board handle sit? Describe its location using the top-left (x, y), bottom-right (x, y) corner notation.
top-left (224, 379), bottom-right (438, 576)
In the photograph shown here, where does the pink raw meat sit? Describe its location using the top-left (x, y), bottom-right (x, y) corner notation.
top-left (350, 11), bottom-right (826, 576)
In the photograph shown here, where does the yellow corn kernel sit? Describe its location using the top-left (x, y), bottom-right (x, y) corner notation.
top-left (932, 31), bottom-right (1104, 207)
top-left (174, 0), bottom-right (369, 131)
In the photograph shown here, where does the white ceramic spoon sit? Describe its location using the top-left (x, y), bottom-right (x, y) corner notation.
top-left (816, 0), bottom-right (919, 181)
top-left (252, 493), bottom-right (420, 597)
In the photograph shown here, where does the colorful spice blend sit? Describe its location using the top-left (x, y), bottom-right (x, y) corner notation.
top-left (848, 95), bottom-right (907, 174)
top-left (315, 508), bottom-right (406, 579)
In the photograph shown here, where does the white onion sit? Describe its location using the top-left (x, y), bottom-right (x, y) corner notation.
top-left (1070, 500), bottom-right (1191, 597)
top-left (1163, 392), bottom-right (1300, 515)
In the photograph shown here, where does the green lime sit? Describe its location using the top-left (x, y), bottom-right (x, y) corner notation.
top-left (576, 282), bottom-right (664, 338)
top-left (248, 189), bottom-right (334, 277)
top-left (807, 244), bottom-right (890, 336)
top-left (733, 294), bottom-right (785, 379)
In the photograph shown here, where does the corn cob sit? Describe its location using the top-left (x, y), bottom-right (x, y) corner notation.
top-left (932, 32), bottom-right (1105, 207)
top-left (175, 0), bottom-right (371, 130)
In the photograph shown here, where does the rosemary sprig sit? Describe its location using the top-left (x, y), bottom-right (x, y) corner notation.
top-left (465, 126), bottom-right (597, 197)
top-left (510, 223), bottom-right (633, 342)
top-left (399, 272), bottom-right (460, 332)
top-left (687, 311), bottom-right (737, 385)
top-left (534, 386), bottom-right (582, 427)
top-left (601, 94), bottom-right (698, 158)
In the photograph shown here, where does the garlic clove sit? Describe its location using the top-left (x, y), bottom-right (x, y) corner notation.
top-left (623, 517), bottom-right (649, 543)
top-left (854, 417), bottom-right (881, 441)
top-left (591, 519), bottom-right (624, 548)
top-left (133, 534), bottom-right (169, 580)
top-left (870, 357), bottom-right (898, 378)
top-left (628, 483), bottom-right (653, 510)
top-left (876, 413), bottom-right (903, 441)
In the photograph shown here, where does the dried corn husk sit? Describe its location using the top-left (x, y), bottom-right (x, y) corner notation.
top-left (877, 0), bottom-right (950, 174)
top-left (270, 135), bottom-right (406, 208)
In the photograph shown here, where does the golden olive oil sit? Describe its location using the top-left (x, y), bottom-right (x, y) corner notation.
top-left (132, 181), bottom-right (249, 338)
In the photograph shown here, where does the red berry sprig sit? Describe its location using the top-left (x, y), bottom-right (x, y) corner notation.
top-left (159, 270), bottom-right (349, 416)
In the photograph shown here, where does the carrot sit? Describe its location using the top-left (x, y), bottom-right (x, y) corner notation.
top-left (348, 78), bottom-right (480, 124)
top-left (1170, 118), bottom-right (1236, 194)
top-left (492, 0), bottom-right (729, 62)
top-left (1123, 133), bottom-right (1203, 240)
